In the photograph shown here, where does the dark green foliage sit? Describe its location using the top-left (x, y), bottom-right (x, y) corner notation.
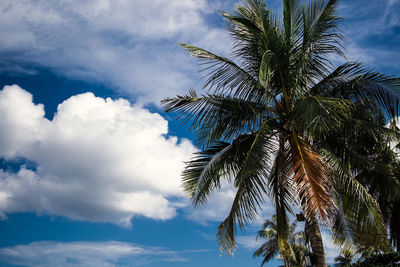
top-left (352, 251), bottom-right (400, 267)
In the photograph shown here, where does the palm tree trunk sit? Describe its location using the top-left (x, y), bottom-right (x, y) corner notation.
top-left (305, 215), bottom-right (327, 267)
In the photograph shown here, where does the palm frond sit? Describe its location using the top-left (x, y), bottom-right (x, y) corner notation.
top-left (322, 149), bottom-right (388, 250)
top-left (222, 1), bottom-right (286, 91)
top-left (162, 90), bottom-right (272, 145)
top-left (182, 134), bottom-right (256, 205)
top-left (288, 133), bottom-right (335, 220)
top-left (217, 173), bottom-right (268, 254)
top-left (267, 137), bottom-right (295, 239)
top-left (301, 0), bottom-right (344, 77)
top-left (253, 239), bottom-right (279, 266)
top-left (282, 0), bottom-right (303, 44)
top-left (290, 96), bottom-right (354, 138)
top-left (217, 121), bottom-right (278, 254)
top-left (179, 44), bottom-right (265, 101)
top-left (310, 62), bottom-right (400, 119)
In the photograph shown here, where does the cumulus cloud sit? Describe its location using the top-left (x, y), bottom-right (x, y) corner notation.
top-left (0, 0), bottom-right (231, 104)
top-left (0, 84), bottom-right (196, 226)
top-left (0, 241), bottom-right (189, 267)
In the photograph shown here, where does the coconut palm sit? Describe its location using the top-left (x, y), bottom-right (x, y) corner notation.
top-left (254, 216), bottom-right (307, 267)
top-left (291, 243), bottom-right (310, 267)
top-left (162, 0), bottom-right (400, 266)
top-left (334, 248), bottom-right (355, 267)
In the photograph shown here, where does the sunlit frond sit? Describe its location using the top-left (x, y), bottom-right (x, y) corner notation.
top-left (288, 133), bottom-right (335, 220)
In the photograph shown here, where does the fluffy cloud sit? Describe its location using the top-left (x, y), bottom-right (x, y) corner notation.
top-left (0, 0), bottom-right (231, 104)
top-left (0, 84), bottom-right (196, 226)
top-left (0, 241), bottom-right (188, 267)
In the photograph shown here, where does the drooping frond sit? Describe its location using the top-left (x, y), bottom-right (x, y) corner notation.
top-left (182, 134), bottom-right (256, 206)
top-left (288, 133), bottom-right (335, 220)
top-left (322, 148), bottom-right (388, 250)
top-left (253, 239), bottom-right (279, 266)
top-left (267, 137), bottom-right (295, 239)
top-left (268, 138), bottom-right (294, 261)
top-left (217, 173), bottom-right (269, 254)
top-left (217, 121), bottom-right (278, 254)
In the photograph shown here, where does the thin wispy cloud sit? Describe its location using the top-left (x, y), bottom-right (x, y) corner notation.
top-left (338, 0), bottom-right (400, 74)
top-left (0, 240), bottom-right (205, 267)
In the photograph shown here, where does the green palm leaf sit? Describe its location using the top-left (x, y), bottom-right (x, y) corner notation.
top-left (162, 90), bottom-right (272, 145)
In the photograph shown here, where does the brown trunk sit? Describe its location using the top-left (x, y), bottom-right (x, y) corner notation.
top-left (305, 215), bottom-right (327, 267)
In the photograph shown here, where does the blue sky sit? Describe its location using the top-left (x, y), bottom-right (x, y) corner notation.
top-left (0, 0), bottom-right (399, 266)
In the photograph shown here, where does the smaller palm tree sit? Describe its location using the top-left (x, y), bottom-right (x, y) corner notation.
top-left (291, 243), bottom-right (311, 267)
top-left (334, 248), bottom-right (355, 267)
top-left (254, 216), bottom-right (308, 267)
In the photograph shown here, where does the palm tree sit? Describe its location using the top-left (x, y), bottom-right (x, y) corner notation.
top-left (291, 243), bottom-right (310, 267)
top-left (334, 248), bottom-right (355, 267)
top-left (254, 216), bottom-right (308, 267)
top-left (162, 0), bottom-right (400, 266)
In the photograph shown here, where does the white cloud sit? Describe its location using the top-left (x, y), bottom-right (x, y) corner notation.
top-left (0, 0), bottom-right (231, 105)
top-left (236, 235), bottom-right (264, 250)
top-left (0, 241), bottom-right (188, 267)
top-left (0, 0), bottom-right (399, 105)
top-left (0, 84), bottom-right (196, 226)
top-left (321, 231), bottom-right (341, 264)
top-left (337, 0), bottom-right (400, 74)
top-left (183, 181), bottom-right (236, 224)
top-left (385, 0), bottom-right (400, 27)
